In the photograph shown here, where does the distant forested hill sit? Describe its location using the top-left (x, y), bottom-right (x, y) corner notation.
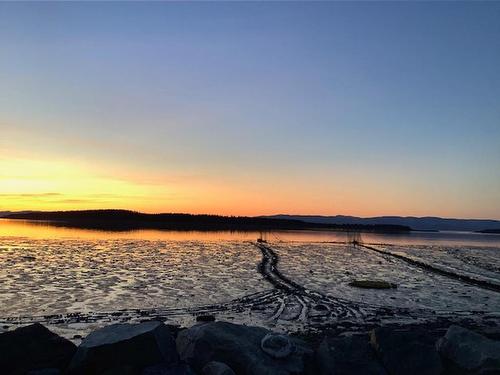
top-left (262, 215), bottom-right (500, 232)
top-left (4, 210), bottom-right (410, 232)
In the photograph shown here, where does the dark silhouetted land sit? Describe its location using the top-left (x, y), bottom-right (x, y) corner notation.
top-left (263, 214), bottom-right (500, 232)
top-left (4, 210), bottom-right (411, 233)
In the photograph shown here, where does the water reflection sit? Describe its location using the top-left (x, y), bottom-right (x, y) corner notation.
top-left (1, 219), bottom-right (499, 246)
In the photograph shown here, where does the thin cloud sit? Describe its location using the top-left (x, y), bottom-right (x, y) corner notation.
top-left (0, 193), bottom-right (63, 198)
top-left (56, 199), bottom-right (107, 204)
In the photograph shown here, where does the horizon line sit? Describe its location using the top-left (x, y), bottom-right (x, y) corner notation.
top-left (1, 208), bottom-right (499, 222)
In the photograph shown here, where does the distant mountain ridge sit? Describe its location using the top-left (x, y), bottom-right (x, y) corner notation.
top-left (262, 215), bottom-right (500, 232)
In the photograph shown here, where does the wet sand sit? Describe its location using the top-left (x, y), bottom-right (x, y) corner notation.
top-left (0, 237), bottom-right (499, 340)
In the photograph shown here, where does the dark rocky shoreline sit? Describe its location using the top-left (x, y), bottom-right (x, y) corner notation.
top-left (1, 318), bottom-right (500, 375)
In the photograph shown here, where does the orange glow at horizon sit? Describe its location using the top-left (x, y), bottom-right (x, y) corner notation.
top-left (0, 156), bottom-right (347, 216)
top-left (0, 156), bottom-right (497, 219)
top-left (0, 157), bottom-right (178, 212)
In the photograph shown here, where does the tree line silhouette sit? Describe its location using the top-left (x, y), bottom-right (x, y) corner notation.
top-left (6, 210), bottom-right (411, 232)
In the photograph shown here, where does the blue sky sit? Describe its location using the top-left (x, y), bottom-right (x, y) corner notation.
top-left (1, 2), bottom-right (499, 218)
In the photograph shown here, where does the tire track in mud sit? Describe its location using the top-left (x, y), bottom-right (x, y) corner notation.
top-left (0, 290), bottom-right (281, 327)
top-left (256, 242), bottom-right (311, 296)
top-left (0, 242), bottom-right (451, 329)
top-left (253, 242), bottom-right (409, 324)
top-left (360, 244), bottom-right (500, 293)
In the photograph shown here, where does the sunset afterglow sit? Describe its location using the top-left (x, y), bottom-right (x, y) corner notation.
top-left (1, 2), bottom-right (499, 218)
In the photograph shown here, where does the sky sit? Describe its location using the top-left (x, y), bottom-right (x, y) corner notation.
top-left (1, 2), bottom-right (499, 219)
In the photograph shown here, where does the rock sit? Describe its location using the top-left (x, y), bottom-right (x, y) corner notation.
top-left (176, 321), bottom-right (313, 374)
top-left (27, 369), bottom-right (61, 375)
top-left (0, 323), bottom-right (76, 375)
top-left (101, 366), bottom-right (135, 375)
top-left (260, 334), bottom-right (293, 359)
top-left (202, 361), bottom-right (236, 375)
top-left (316, 334), bottom-right (387, 375)
top-left (436, 325), bottom-right (500, 374)
top-left (349, 280), bottom-right (397, 289)
top-left (68, 321), bottom-right (178, 374)
top-left (370, 327), bottom-right (442, 375)
top-left (196, 315), bottom-right (216, 323)
top-left (142, 363), bottom-right (196, 375)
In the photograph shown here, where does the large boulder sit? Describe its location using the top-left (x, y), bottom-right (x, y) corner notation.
top-left (142, 363), bottom-right (196, 375)
top-left (261, 334), bottom-right (294, 359)
top-left (316, 334), bottom-right (387, 375)
top-left (176, 321), bottom-right (313, 374)
top-left (68, 321), bottom-right (178, 374)
top-left (436, 325), bottom-right (500, 374)
top-left (27, 369), bottom-right (61, 375)
top-left (370, 327), bottom-right (442, 375)
top-left (202, 361), bottom-right (236, 375)
top-left (0, 323), bottom-right (76, 375)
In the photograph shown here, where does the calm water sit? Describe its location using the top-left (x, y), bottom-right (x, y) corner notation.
top-left (1, 218), bottom-right (499, 246)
